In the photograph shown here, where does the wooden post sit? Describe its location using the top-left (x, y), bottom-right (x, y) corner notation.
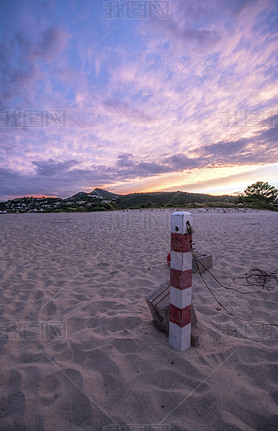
top-left (169, 211), bottom-right (193, 351)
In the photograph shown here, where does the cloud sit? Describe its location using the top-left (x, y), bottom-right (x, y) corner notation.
top-left (258, 114), bottom-right (278, 143)
top-left (198, 139), bottom-right (248, 157)
top-left (115, 153), bottom-right (172, 178)
top-left (32, 27), bottom-right (71, 62)
top-left (166, 21), bottom-right (221, 49)
top-left (231, 0), bottom-right (259, 15)
top-left (0, 41), bottom-right (38, 106)
top-left (164, 153), bottom-right (205, 170)
top-left (194, 114), bottom-right (278, 166)
top-left (0, 163), bottom-right (116, 200)
top-left (0, 25), bottom-right (70, 110)
top-left (116, 153), bottom-right (134, 168)
top-left (32, 159), bottom-right (78, 176)
top-left (103, 99), bottom-right (154, 123)
top-left (1, 152), bottom-right (199, 200)
top-left (0, 0), bottom-right (277, 199)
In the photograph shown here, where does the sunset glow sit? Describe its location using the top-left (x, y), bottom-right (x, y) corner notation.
top-left (0, 0), bottom-right (277, 200)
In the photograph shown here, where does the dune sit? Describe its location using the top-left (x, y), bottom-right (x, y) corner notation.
top-left (0, 208), bottom-right (277, 431)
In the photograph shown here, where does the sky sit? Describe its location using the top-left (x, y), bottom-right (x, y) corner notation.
top-left (0, 0), bottom-right (277, 200)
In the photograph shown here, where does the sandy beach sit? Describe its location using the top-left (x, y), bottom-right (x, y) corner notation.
top-left (0, 208), bottom-right (277, 431)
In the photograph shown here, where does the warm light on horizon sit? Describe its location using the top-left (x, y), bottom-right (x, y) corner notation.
top-left (100, 163), bottom-right (278, 197)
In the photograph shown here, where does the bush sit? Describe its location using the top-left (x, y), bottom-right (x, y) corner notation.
top-left (244, 181), bottom-right (278, 203)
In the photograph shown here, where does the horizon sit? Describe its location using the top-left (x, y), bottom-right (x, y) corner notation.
top-left (0, 186), bottom-right (242, 203)
top-left (1, 0), bottom-right (278, 200)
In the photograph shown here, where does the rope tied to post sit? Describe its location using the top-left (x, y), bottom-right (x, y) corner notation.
top-left (186, 220), bottom-right (194, 235)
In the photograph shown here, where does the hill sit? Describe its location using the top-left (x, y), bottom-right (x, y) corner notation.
top-left (70, 188), bottom-right (119, 200)
top-left (68, 188), bottom-right (238, 207)
top-left (0, 188), bottom-right (240, 214)
top-left (70, 191), bottom-right (89, 199)
top-left (90, 188), bottom-right (120, 200)
top-left (117, 190), bottom-right (237, 208)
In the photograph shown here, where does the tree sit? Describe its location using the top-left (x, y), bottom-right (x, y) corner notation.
top-left (244, 181), bottom-right (278, 203)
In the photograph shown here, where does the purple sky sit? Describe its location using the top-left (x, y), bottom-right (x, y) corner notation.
top-left (0, 0), bottom-right (277, 200)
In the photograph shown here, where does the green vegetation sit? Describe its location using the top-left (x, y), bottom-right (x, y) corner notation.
top-left (1, 183), bottom-right (277, 214)
top-left (244, 181), bottom-right (278, 205)
top-left (230, 181), bottom-right (278, 211)
top-left (117, 191), bottom-right (237, 209)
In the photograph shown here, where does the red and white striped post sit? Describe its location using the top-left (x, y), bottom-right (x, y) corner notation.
top-left (169, 211), bottom-right (193, 351)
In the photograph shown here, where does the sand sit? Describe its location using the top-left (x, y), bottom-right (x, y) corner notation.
top-left (0, 208), bottom-right (277, 431)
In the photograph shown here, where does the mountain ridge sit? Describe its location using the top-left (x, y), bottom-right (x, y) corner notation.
top-left (68, 188), bottom-right (237, 208)
top-left (70, 188), bottom-right (120, 200)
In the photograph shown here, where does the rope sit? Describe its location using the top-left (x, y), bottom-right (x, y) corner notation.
top-left (154, 289), bottom-right (170, 306)
top-left (233, 268), bottom-right (278, 291)
top-left (192, 252), bottom-right (278, 295)
top-left (192, 254), bottom-right (278, 328)
top-left (151, 284), bottom-right (170, 305)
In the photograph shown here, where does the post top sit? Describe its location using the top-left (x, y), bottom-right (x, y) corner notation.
top-left (171, 211), bottom-right (193, 234)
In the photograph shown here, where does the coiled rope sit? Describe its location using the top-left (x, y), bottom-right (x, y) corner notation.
top-left (192, 252), bottom-right (278, 328)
